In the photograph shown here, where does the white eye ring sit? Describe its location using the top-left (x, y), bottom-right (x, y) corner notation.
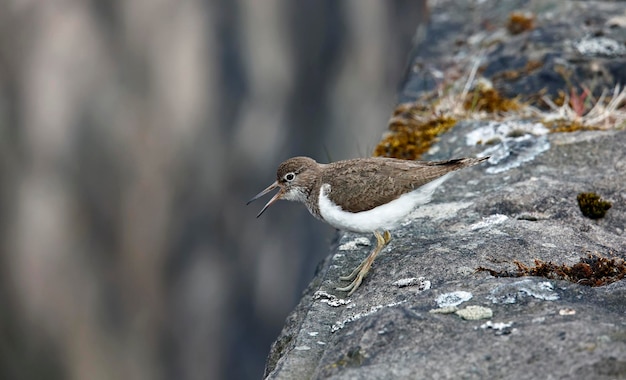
top-left (284, 172), bottom-right (296, 181)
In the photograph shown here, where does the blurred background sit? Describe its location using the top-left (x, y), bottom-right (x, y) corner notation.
top-left (0, 0), bottom-right (427, 379)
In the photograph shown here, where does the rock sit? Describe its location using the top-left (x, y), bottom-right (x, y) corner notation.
top-left (264, 1), bottom-right (626, 379)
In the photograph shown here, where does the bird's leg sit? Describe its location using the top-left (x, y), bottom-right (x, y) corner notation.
top-left (383, 230), bottom-right (391, 244)
top-left (339, 230), bottom-right (391, 281)
top-left (336, 230), bottom-right (391, 296)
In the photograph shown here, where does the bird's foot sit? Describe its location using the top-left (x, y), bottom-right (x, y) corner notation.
top-left (336, 230), bottom-right (389, 296)
top-left (339, 260), bottom-right (365, 281)
top-left (335, 271), bottom-right (366, 296)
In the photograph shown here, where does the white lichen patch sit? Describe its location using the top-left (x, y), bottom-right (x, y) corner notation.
top-left (469, 214), bottom-right (508, 230)
top-left (559, 308), bottom-right (576, 316)
top-left (466, 120), bottom-right (550, 174)
top-left (487, 279), bottom-right (559, 304)
top-left (393, 277), bottom-right (431, 291)
top-left (313, 291), bottom-right (352, 307)
top-left (436, 290), bottom-right (473, 308)
top-left (480, 320), bottom-right (513, 330)
top-left (331, 300), bottom-right (406, 333)
top-left (338, 237), bottom-right (371, 251)
top-left (456, 305), bottom-right (493, 320)
top-left (429, 306), bottom-right (458, 314)
top-left (575, 36), bottom-right (626, 57)
top-left (465, 120), bottom-right (549, 146)
top-left (481, 134), bottom-right (550, 174)
top-left (295, 345), bottom-right (311, 351)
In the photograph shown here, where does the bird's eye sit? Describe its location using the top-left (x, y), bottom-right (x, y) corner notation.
top-left (284, 172), bottom-right (296, 182)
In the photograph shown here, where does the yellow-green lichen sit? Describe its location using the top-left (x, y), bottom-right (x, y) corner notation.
top-left (463, 84), bottom-right (521, 114)
top-left (543, 120), bottom-right (602, 133)
top-left (373, 103), bottom-right (457, 160)
top-left (455, 305), bottom-right (493, 321)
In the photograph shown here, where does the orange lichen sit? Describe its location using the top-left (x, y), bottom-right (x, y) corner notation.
top-left (507, 12), bottom-right (535, 35)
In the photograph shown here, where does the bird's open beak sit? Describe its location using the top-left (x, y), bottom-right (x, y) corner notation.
top-left (247, 181), bottom-right (283, 218)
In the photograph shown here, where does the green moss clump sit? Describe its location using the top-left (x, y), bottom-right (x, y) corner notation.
top-left (577, 192), bottom-right (612, 219)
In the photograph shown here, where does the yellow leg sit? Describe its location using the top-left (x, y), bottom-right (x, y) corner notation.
top-left (336, 230), bottom-right (391, 296)
top-left (338, 228), bottom-right (391, 281)
top-left (383, 230), bottom-right (391, 244)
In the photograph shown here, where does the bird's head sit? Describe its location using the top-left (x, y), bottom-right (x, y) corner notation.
top-left (247, 156), bottom-right (319, 217)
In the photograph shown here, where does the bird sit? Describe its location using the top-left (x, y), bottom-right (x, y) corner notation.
top-left (248, 155), bottom-right (489, 296)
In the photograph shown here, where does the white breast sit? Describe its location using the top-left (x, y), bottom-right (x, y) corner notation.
top-left (318, 173), bottom-right (453, 233)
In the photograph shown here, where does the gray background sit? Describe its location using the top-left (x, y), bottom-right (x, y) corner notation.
top-left (0, 1), bottom-right (427, 379)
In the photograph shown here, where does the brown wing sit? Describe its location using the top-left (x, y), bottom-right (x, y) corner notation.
top-left (321, 157), bottom-right (487, 213)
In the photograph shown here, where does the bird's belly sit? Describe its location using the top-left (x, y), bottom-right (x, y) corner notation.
top-left (317, 174), bottom-right (451, 233)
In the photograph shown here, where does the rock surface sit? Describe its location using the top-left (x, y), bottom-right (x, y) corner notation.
top-left (264, 1), bottom-right (626, 379)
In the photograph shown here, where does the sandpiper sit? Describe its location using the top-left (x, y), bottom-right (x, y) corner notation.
top-left (248, 155), bottom-right (489, 295)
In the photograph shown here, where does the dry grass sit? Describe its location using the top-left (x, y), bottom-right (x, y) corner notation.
top-left (538, 85), bottom-right (626, 130)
